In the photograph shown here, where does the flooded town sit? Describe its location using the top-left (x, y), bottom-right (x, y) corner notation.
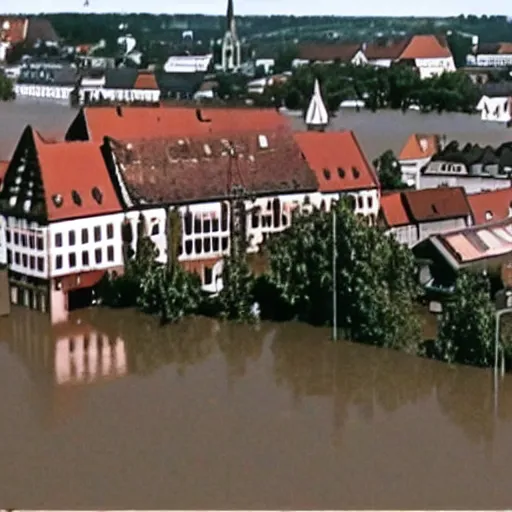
top-left (2, 1), bottom-right (512, 509)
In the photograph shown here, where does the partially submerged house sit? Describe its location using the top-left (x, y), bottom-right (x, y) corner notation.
top-left (476, 82), bottom-right (512, 124)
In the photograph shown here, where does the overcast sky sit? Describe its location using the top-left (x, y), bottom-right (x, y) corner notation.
top-left (2, 0), bottom-right (509, 17)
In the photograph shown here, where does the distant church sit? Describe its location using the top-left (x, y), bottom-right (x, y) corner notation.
top-left (220, 0), bottom-right (241, 72)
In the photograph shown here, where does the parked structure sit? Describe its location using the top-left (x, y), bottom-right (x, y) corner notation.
top-left (476, 82), bottom-right (512, 124)
top-left (378, 187), bottom-right (472, 247)
top-left (421, 141), bottom-right (512, 193)
top-left (365, 35), bottom-right (456, 79)
top-left (467, 188), bottom-right (512, 225)
top-left (398, 133), bottom-right (442, 188)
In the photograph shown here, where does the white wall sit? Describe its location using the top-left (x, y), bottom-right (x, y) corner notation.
top-left (48, 213), bottom-right (125, 277)
top-left (475, 54), bottom-right (512, 67)
top-left (420, 174), bottom-right (511, 194)
top-left (14, 84), bottom-right (74, 101)
top-left (415, 57), bottom-right (456, 79)
top-left (400, 157), bottom-right (432, 189)
top-left (79, 87), bottom-right (161, 105)
top-left (477, 96), bottom-right (512, 123)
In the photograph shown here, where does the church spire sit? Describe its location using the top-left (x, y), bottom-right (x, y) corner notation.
top-left (226, 0), bottom-right (236, 34)
top-left (305, 78), bottom-right (329, 131)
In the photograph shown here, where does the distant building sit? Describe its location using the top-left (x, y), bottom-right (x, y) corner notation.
top-left (14, 65), bottom-right (78, 101)
top-left (398, 133), bottom-right (442, 188)
top-left (293, 43), bottom-right (368, 67)
top-left (156, 71), bottom-right (206, 100)
top-left (467, 42), bottom-right (512, 68)
top-left (421, 140), bottom-right (512, 193)
top-left (466, 188), bottom-right (512, 225)
top-left (163, 54), bottom-right (213, 74)
top-left (365, 35), bottom-right (456, 79)
top-left (378, 187), bottom-right (472, 247)
top-left (221, 0), bottom-right (241, 72)
top-left (476, 82), bottom-right (512, 124)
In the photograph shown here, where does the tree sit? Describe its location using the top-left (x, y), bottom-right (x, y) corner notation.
top-left (373, 150), bottom-right (409, 190)
top-left (264, 199), bottom-right (422, 351)
top-left (0, 73), bottom-right (15, 101)
top-left (436, 272), bottom-right (495, 367)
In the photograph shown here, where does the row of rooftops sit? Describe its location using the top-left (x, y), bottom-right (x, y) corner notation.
top-left (297, 34), bottom-right (454, 63)
top-left (380, 187), bottom-right (512, 229)
top-left (0, 105), bottom-right (379, 222)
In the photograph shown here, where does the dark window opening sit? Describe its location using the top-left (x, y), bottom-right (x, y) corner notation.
top-left (82, 228), bottom-right (89, 244)
top-left (36, 237), bottom-right (43, 251)
top-left (71, 190), bottom-right (82, 206)
top-left (95, 248), bottom-right (102, 263)
top-left (203, 219), bottom-right (211, 233)
top-left (7, 250), bottom-right (12, 264)
top-left (107, 246), bottom-right (114, 261)
top-left (184, 211), bottom-right (193, 235)
top-left (221, 237), bottom-right (229, 251)
top-left (121, 221), bottom-right (133, 243)
top-left (14, 252), bottom-right (20, 265)
top-left (185, 240), bottom-right (193, 255)
top-left (37, 257), bottom-right (44, 271)
top-left (150, 223), bottom-right (159, 236)
top-left (56, 255), bottom-right (62, 269)
top-left (14, 232), bottom-right (19, 244)
top-left (204, 237), bottom-right (211, 252)
top-left (94, 226), bottom-right (101, 242)
top-left (92, 187), bottom-right (103, 204)
top-left (212, 238), bottom-right (219, 251)
top-left (6, 230), bottom-right (10, 243)
top-left (204, 266), bottom-right (213, 285)
top-left (107, 223), bottom-right (114, 239)
top-left (212, 218), bottom-right (220, 232)
top-left (252, 213), bottom-right (260, 228)
top-left (337, 167), bottom-right (345, 178)
top-left (195, 238), bottom-right (202, 254)
top-left (29, 234), bottom-right (35, 249)
top-left (29, 256), bottom-right (35, 269)
top-left (323, 168), bottom-right (331, 180)
top-left (21, 234), bottom-right (27, 247)
top-left (273, 198), bottom-right (281, 228)
top-left (55, 233), bottom-right (62, 247)
top-left (194, 216), bottom-right (202, 234)
top-left (22, 254), bottom-right (28, 267)
top-left (221, 203), bottom-right (229, 231)
top-left (69, 253), bottom-right (76, 267)
top-left (69, 230), bottom-right (76, 246)
top-left (82, 251), bottom-right (89, 266)
top-left (352, 167), bottom-right (361, 179)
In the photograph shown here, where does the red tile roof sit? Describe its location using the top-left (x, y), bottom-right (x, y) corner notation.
top-left (402, 187), bottom-right (470, 223)
top-left (71, 106), bottom-right (290, 142)
top-left (0, 160), bottom-right (8, 185)
top-left (293, 131), bottom-right (379, 193)
top-left (133, 71), bottom-right (159, 90)
top-left (0, 17), bottom-right (28, 45)
top-left (298, 43), bottom-right (362, 62)
top-left (33, 132), bottom-right (122, 221)
top-left (467, 188), bottom-right (512, 225)
top-left (106, 128), bottom-right (318, 205)
top-left (399, 35), bottom-right (453, 60)
top-left (364, 39), bottom-right (409, 60)
top-left (399, 133), bottom-right (439, 161)
top-left (379, 192), bottom-right (411, 227)
top-left (60, 270), bottom-right (107, 292)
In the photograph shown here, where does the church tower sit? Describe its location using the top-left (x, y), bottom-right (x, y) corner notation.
top-left (305, 79), bottom-right (329, 131)
top-left (221, 0), bottom-right (241, 72)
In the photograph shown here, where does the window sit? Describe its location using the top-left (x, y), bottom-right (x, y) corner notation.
top-left (194, 238), bottom-right (203, 254)
top-left (184, 211), bottom-right (192, 235)
top-left (55, 233), bottom-right (62, 247)
top-left (94, 226), bottom-right (101, 242)
top-left (56, 255), bottom-right (62, 269)
top-left (368, 196), bottom-right (373, 209)
top-left (29, 256), bottom-right (35, 269)
top-left (252, 213), bottom-right (260, 228)
top-left (69, 253), bottom-right (76, 268)
top-left (37, 257), bottom-right (44, 272)
top-left (107, 246), bottom-right (114, 261)
top-left (221, 237), bottom-right (229, 251)
top-left (95, 248), bottom-right (102, 263)
top-left (221, 203), bottom-right (229, 231)
top-left (212, 238), bottom-right (219, 251)
top-left (14, 232), bottom-right (19, 245)
top-left (69, 230), bottom-right (76, 246)
top-left (204, 238), bottom-right (211, 252)
top-left (212, 217), bottom-right (219, 232)
top-left (82, 228), bottom-right (89, 244)
top-left (204, 266), bottom-right (213, 285)
top-left (185, 240), bottom-right (193, 255)
top-left (71, 190), bottom-right (82, 206)
top-left (323, 168), bottom-right (331, 180)
top-left (21, 234), bottom-right (27, 247)
top-left (150, 223), bottom-right (159, 236)
top-left (29, 234), bottom-right (35, 249)
top-left (14, 252), bottom-right (20, 265)
top-left (22, 254), bottom-right (28, 267)
top-left (194, 216), bottom-right (202, 233)
top-left (358, 196), bottom-right (364, 209)
top-left (107, 223), bottom-right (114, 239)
top-left (5, 230), bottom-right (10, 243)
top-left (36, 237), bottom-right (43, 251)
top-left (80, 250), bottom-right (90, 266)
top-left (7, 250), bottom-right (12, 264)
top-left (203, 218), bottom-right (211, 233)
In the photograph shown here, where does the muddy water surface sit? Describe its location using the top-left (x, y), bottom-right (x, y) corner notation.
top-left (1, 307), bottom-right (512, 508)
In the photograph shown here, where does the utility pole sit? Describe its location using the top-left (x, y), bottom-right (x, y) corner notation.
top-left (332, 206), bottom-right (337, 341)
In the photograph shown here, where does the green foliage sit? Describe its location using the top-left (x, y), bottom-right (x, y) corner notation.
top-left (373, 150), bottom-right (409, 191)
top-left (0, 73), bottom-right (15, 101)
top-left (264, 199), bottom-right (422, 351)
top-left (436, 272), bottom-right (496, 367)
top-left (280, 63), bottom-right (480, 114)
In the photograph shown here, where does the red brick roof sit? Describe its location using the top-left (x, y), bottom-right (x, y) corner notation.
top-left (402, 187), bottom-right (470, 223)
top-left (71, 106), bottom-right (290, 142)
top-left (399, 133), bottom-right (439, 161)
top-left (467, 188), bottom-right (512, 225)
top-left (33, 132), bottom-right (122, 221)
top-left (298, 43), bottom-right (362, 62)
top-left (400, 35), bottom-right (453, 60)
top-left (293, 131), bottom-right (379, 193)
top-left (133, 71), bottom-right (159, 90)
top-left (106, 128), bottom-right (318, 205)
top-left (0, 160), bottom-right (8, 185)
top-left (380, 192), bottom-right (411, 227)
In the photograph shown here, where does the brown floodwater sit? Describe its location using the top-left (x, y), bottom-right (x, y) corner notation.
top-left (1, 306), bottom-right (512, 509)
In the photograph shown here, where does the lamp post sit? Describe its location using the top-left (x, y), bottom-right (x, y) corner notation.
top-left (332, 206), bottom-right (338, 341)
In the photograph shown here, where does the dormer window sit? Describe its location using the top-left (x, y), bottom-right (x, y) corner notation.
top-left (337, 167), bottom-right (345, 178)
top-left (431, 204), bottom-right (438, 214)
top-left (323, 168), bottom-right (331, 180)
top-left (52, 194), bottom-right (63, 208)
top-left (91, 187), bottom-right (103, 204)
top-left (485, 211), bottom-right (493, 221)
top-left (72, 190), bottom-right (82, 206)
top-left (352, 167), bottom-right (360, 179)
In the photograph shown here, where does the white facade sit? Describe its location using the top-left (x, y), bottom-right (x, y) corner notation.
top-left (399, 157), bottom-right (432, 189)
top-left (163, 54), bottom-right (213, 74)
top-left (415, 57), bottom-right (456, 79)
top-left (48, 213), bottom-right (125, 278)
top-left (14, 83), bottom-right (74, 101)
top-left (78, 87), bottom-right (160, 105)
top-left (472, 53), bottom-right (512, 67)
top-left (386, 225), bottom-right (418, 248)
top-left (476, 95), bottom-right (512, 123)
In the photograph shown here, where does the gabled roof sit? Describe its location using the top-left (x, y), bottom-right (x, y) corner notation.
top-left (297, 43), bottom-right (363, 62)
top-left (402, 187), bottom-right (471, 223)
top-left (399, 35), bottom-right (452, 60)
top-left (467, 188), bottom-right (512, 225)
top-left (33, 132), bottom-right (121, 221)
top-left (379, 192), bottom-right (411, 228)
top-left (25, 17), bottom-right (59, 43)
top-left (105, 128), bottom-right (318, 205)
top-left (305, 79), bottom-right (329, 128)
top-left (294, 131), bottom-right (379, 193)
top-left (0, 17), bottom-right (28, 45)
top-left (66, 105), bottom-right (290, 142)
top-left (133, 71), bottom-right (159, 90)
top-left (399, 133), bottom-right (440, 161)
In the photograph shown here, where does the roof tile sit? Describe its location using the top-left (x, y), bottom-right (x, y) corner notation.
top-left (467, 188), bottom-right (512, 225)
top-left (107, 128), bottom-right (318, 205)
top-left (399, 35), bottom-right (453, 60)
top-left (133, 71), bottom-right (159, 90)
top-left (379, 192), bottom-right (411, 227)
top-left (0, 160), bottom-right (8, 184)
top-left (399, 133), bottom-right (439, 161)
top-left (293, 131), bottom-right (379, 193)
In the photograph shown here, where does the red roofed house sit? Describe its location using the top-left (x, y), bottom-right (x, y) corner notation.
top-left (398, 133), bottom-right (442, 189)
top-left (467, 188), bottom-right (512, 225)
top-left (364, 35), bottom-right (456, 79)
top-left (293, 43), bottom-right (368, 67)
top-left (294, 130), bottom-right (380, 219)
top-left (0, 126), bottom-right (124, 324)
top-left (102, 126), bottom-right (319, 294)
top-left (378, 187), bottom-right (472, 247)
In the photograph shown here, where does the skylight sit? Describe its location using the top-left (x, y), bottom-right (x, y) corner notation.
top-left (352, 167), bottom-right (361, 179)
top-left (92, 187), bottom-right (103, 204)
top-left (72, 190), bottom-right (82, 206)
top-left (323, 168), bottom-right (331, 180)
top-left (258, 134), bottom-right (269, 149)
top-left (52, 194), bottom-right (63, 208)
top-left (337, 167), bottom-right (345, 178)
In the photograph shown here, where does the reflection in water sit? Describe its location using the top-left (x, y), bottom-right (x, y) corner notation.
top-left (1, 307), bottom-right (512, 508)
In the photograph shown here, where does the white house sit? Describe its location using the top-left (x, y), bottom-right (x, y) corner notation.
top-left (398, 133), bottom-right (442, 188)
top-left (163, 54), bottom-right (213, 74)
top-left (476, 83), bottom-right (512, 124)
top-left (467, 42), bottom-right (512, 68)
